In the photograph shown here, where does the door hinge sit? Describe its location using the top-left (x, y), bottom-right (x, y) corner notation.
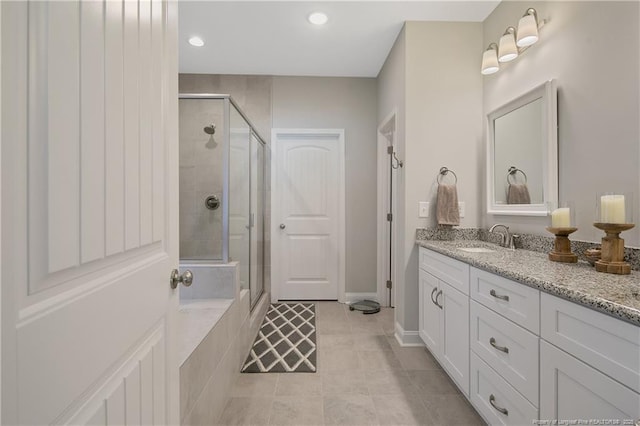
top-left (386, 280), bottom-right (393, 289)
top-left (387, 146), bottom-right (394, 154)
top-left (387, 213), bottom-right (392, 222)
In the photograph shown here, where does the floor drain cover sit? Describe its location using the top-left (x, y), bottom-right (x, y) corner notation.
top-left (349, 300), bottom-right (381, 314)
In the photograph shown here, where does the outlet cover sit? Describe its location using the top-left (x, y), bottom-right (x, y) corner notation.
top-left (419, 202), bottom-right (430, 218)
top-left (458, 202), bottom-right (466, 218)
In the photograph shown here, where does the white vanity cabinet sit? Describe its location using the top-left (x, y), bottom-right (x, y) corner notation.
top-left (468, 267), bottom-right (540, 424)
top-left (417, 245), bottom-right (640, 426)
top-left (540, 293), bottom-right (640, 422)
top-left (418, 248), bottom-right (470, 396)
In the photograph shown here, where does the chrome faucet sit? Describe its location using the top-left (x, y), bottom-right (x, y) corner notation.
top-left (489, 224), bottom-right (516, 249)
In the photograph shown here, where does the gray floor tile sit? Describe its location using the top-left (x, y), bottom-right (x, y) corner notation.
top-left (324, 395), bottom-right (379, 425)
top-left (230, 374), bottom-right (278, 397)
top-left (220, 302), bottom-right (485, 425)
top-left (407, 369), bottom-right (462, 395)
top-left (373, 394), bottom-right (435, 425)
top-left (393, 346), bottom-right (442, 370)
top-left (322, 370), bottom-right (370, 396)
top-left (275, 373), bottom-right (322, 396)
top-left (365, 370), bottom-right (417, 395)
top-left (318, 348), bottom-right (362, 372)
top-left (268, 396), bottom-right (324, 425)
top-left (353, 334), bottom-right (393, 351)
top-left (421, 394), bottom-right (486, 426)
top-left (318, 334), bottom-right (355, 350)
top-left (358, 350), bottom-right (403, 371)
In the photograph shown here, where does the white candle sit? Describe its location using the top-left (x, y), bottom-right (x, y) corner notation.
top-left (551, 207), bottom-right (571, 228)
top-left (600, 195), bottom-right (626, 224)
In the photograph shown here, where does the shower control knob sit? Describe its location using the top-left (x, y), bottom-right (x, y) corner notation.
top-left (279, 224), bottom-right (286, 230)
top-left (205, 195), bottom-right (220, 211)
top-left (170, 269), bottom-right (193, 289)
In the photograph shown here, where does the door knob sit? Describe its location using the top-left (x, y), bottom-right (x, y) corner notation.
top-left (170, 269), bottom-right (193, 289)
top-left (279, 224), bottom-right (286, 229)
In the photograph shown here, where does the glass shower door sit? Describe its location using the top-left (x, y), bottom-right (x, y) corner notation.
top-left (250, 132), bottom-right (265, 306)
top-left (228, 106), bottom-right (251, 292)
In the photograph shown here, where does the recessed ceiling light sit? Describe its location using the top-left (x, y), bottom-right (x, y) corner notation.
top-left (188, 36), bottom-right (204, 47)
top-left (308, 12), bottom-right (328, 26)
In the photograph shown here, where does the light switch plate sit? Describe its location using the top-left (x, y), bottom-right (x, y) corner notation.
top-left (458, 202), bottom-right (466, 218)
top-left (419, 202), bottom-right (430, 218)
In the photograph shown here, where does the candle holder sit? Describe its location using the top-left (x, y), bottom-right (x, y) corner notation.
top-left (546, 227), bottom-right (578, 263)
top-left (593, 192), bottom-right (634, 274)
top-left (592, 223), bottom-right (634, 274)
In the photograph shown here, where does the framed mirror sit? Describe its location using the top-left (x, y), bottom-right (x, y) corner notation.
top-left (486, 79), bottom-right (558, 216)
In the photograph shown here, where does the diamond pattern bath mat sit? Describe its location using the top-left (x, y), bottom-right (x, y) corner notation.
top-left (241, 303), bottom-right (316, 373)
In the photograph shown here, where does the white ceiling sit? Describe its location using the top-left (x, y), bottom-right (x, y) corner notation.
top-left (178, 1), bottom-right (500, 78)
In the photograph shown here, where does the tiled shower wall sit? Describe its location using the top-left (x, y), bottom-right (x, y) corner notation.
top-left (179, 98), bottom-right (226, 259)
top-left (179, 74), bottom-right (273, 294)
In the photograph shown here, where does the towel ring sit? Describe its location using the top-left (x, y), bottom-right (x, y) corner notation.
top-left (437, 167), bottom-right (457, 185)
top-left (507, 167), bottom-right (527, 184)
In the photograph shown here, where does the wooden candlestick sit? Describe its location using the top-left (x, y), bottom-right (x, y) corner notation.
top-left (593, 222), bottom-right (635, 275)
top-left (546, 227), bottom-right (578, 263)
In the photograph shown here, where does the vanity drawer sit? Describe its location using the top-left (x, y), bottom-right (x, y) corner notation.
top-left (540, 292), bottom-right (640, 394)
top-left (470, 301), bottom-right (539, 406)
top-left (419, 247), bottom-right (469, 295)
top-left (470, 352), bottom-right (538, 426)
top-left (470, 267), bottom-right (540, 334)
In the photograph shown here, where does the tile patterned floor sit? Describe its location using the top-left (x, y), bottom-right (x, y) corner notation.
top-left (217, 302), bottom-right (485, 426)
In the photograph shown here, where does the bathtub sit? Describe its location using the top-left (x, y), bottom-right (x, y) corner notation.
top-left (178, 262), bottom-right (238, 300)
top-left (177, 261), bottom-right (270, 425)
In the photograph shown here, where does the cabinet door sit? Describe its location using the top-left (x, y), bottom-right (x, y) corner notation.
top-left (419, 269), bottom-right (441, 358)
top-left (441, 282), bottom-right (470, 396)
top-left (540, 341), bottom-right (640, 422)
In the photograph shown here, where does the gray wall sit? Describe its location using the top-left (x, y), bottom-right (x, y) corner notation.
top-left (377, 22), bottom-right (484, 332)
top-left (482, 1), bottom-right (640, 247)
top-left (178, 98), bottom-right (225, 260)
top-left (179, 74), bottom-right (379, 296)
top-left (272, 76), bottom-right (379, 294)
top-left (377, 28), bottom-right (407, 325)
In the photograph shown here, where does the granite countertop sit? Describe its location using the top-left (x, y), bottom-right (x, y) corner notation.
top-left (416, 239), bottom-right (640, 326)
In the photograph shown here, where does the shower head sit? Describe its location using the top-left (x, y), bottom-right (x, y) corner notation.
top-left (204, 124), bottom-right (216, 135)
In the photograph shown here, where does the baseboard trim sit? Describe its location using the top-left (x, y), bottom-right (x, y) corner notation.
top-left (344, 292), bottom-right (379, 304)
top-left (394, 321), bottom-right (425, 347)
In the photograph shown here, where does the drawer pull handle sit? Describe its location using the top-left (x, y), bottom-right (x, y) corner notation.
top-left (431, 287), bottom-right (438, 306)
top-left (489, 394), bottom-right (508, 416)
top-left (435, 290), bottom-right (443, 309)
top-left (489, 337), bottom-right (509, 353)
top-left (490, 289), bottom-right (510, 301)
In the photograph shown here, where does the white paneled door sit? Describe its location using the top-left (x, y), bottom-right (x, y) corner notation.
top-left (1, 1), bottom-right (179, 424)
top-left (271, 129), bottom-right (345, 301)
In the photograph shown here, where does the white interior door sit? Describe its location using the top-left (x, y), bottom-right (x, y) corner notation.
top-left (271, 129), bottom-right (345, 301)
top-left (1, 1), bottom-right (179, 424)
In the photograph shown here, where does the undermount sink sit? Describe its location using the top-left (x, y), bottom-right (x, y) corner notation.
top-left (457, 247), bottom-right (496, 253)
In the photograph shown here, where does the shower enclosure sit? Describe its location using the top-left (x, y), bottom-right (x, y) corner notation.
top-left (179, 94), bottom-right (266, 308)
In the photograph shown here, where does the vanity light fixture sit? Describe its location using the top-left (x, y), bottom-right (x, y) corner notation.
top-left (498, 27), bottom-right (518, 62)
top-left (481, 43), bottom-right (499, 75)
top-left (188, 36), bottom-right (205, 47)
top-left (308, 12), bottom-right (328, 25)
top-left (481, 7), bottom-right (545, 75)
top-left (517, 8), bottom-right (539, 47)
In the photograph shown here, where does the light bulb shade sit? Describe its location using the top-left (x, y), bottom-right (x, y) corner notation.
top-left (481, 48), bottom-right (499, 75)
top-left (498, 32), bottom-right (518, 62)
top-left (517, 14), bottom-right (539, 47)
